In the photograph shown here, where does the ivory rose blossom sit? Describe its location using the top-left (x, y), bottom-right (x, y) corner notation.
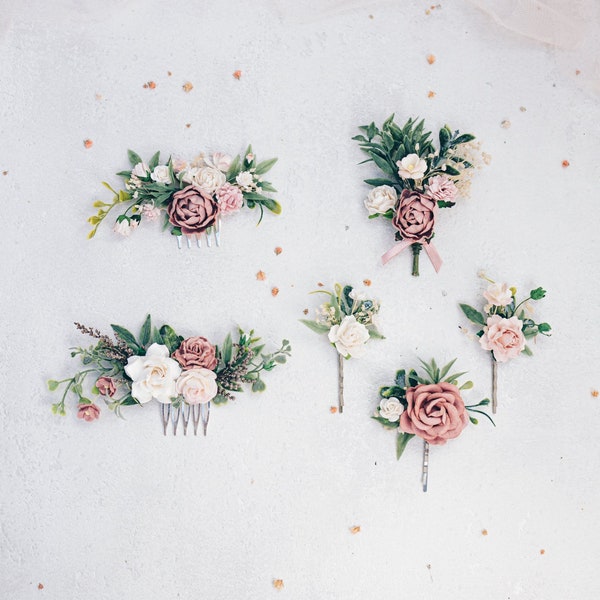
top-left (483, 283), bottom-right (513, 307)
top-left (379, 397), bottom-right (404, 422)
top-left (364, 185), bottom-right (398, 215)
top-left (400, 382), bottom-right (468, 444)
top-left (77, 403), bottom-right (100, 422)
top-left (176, 368), bottom-right (218, 405)
top-left (124, 343), bottom-right (181, 404)
top-left (113, 217), bottom-right (138, 236)
top-left (392, 189), bottom-right (436, 241)
top-left (328, 315), bottom-right (370, 358)
top-left (95, 376), bottom-right (116, 397)
top-left (397, 153), bottom-right (428, 180)
top-left (168, 186), bottom-right (219, 235)
top-left (216, 183), bottom-right (244, 214)
top-left (150, 165), bottom-right (172, 184)
top-left (193, 166), bottom-right (226, 193)
top-left (425, 175), bottom-right (458, 202)
top-left (131, 162), bottom-right (149, 178)
top-left (236, 171), bottom-right (254, 191)
top-left (205, 152), bottom-right (232, 172)
top-left (141, 202), bottom-right (161, 221)
top-left (173, 336), bottom-right (218, 370)
top-left (480, 315), bottom-right (525, 362)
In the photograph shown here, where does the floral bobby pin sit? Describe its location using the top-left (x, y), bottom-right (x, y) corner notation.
top-left (301, 283), bottom-right (383, 413)
top-left (87, 146), bottom-right (280, 249)
top-left (49, 315), bottom-right (291, 436)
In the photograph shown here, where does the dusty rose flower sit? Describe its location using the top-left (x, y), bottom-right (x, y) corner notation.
top-left (168, 185), bottom-right (219, 235)
top-left (425, 175), bottom-right (458, 202)
top-left (392, 189), bottom-right (436, 241)
top-left (480, 315), bottom-right (525, 362)
top-left (400, 382), bottom-right (468, 445)
top-left (173, 336), bottom-right (218, 370)
top-left (95, 376), bottom-right (116, 397)
top-left (141, 203), bottom-right (161, 221)
top-left (216, 183), bottom-right (244, 214)
top-left (77, 403), bottom-right (100, 422)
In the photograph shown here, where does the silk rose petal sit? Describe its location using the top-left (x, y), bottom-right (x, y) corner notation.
top-left (328, 315), bottom-right (370, 358)
top-left (168, 185), bottom-right (219, 235)
top-left (400, 382), bottom-right (468, 445)
top-left (176, 368), bottom-right (218, 405)
top-left (392, 189), bottom-right (436, 241)
top-left (216, 183), bottom-right (244, 215)
top-left (483, 283), bottom-right (513, 307)
top-left (480, 315), bottom-right (525, 362)
top-left (173, 336), bottom-right (218, 370)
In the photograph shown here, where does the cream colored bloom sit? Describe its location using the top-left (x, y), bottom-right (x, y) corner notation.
top-left (364, 185), bottom-right (397, 215)
top-left (483, 283), bottom-right (513, 307)
top-left (397, 154), bottom-right (428, 180)
top-left (236, 170), bottom-right (254, 190)
top-left (176, 368), bottom-right (218, 405)
top-left (193, 167), bottom-right (226, 193)
top-left (379, 397), bottom-right (404, 422)
top-left (328, 315), bottom-right (370, 358)
top-left (150, 165), bottom-right (172, 184)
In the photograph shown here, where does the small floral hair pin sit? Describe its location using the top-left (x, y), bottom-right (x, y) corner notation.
top-left (48, 315), bottom-right (291, 435)
top-left (87, 146), bottom-right (280, 248)
top-left (354, 115), bottom-right (486, 276)
top-left (460, 273), bottom-right (551, 413)
top-left (373, 358), bottom-right (494, 491)
top-left (300, 283), bottom-right (383, 413)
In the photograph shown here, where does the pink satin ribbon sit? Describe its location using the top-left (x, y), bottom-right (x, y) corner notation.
top-left (381, 239), bottom-right (443, 272)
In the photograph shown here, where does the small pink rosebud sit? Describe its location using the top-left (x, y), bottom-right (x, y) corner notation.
top-left (96, 376), bottom-right (117, 397)
top-left (77, 403), bottom-right (101, 422)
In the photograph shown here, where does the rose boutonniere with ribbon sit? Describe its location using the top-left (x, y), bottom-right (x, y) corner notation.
top-left (354, 115), bottom-right (485, 275)
top-left (460, 273), bottom-right (551, 413)
top-left (48, 315), bottom-right (291, 436)
top-left (373, 358), bottom-right (494, 491)
top-left (87, 146), bottom-right (280, 248)
top-left (300, 283), bottom-right (383, 413)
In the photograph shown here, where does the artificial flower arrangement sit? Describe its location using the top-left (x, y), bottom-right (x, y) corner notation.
top-left (300, 283), bottom-right (383, 413)
top-left (87, 146), bottom-right (280, 248)
top-left (354, 115), bottom-right (483, 276)
top-left (459, 274), bottom-right (551, 413)
top-left (373, 358), bottom-right (493, 491)
top-left (48, 315), bottom-right (291, 436)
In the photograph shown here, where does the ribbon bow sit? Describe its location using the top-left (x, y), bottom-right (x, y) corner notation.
top-left (381, 238), bottom-right (443, 272)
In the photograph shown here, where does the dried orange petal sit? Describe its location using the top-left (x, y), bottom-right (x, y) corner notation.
top-left (562, 160), bottom-right (570, 168)
top-left (273, 579), bottom-right (284, 590)
top-left (233, 70), bottom-right (242, 80)
top-left (256, 271), bottom-right (266, 281)
top-left (427, 54), bottom-right (436, 65)
top-left (330, 406), bottom-right (337, 414)
top-left (83, 139), bottom-right (93, 149)
top-left (428, 90), bottom-right (436, 98)
top-left (350, 526), bottom-right (361, 534)
top-left (182, 82), bottom-right (193, 93)
top-left (271, 287), bottom-right (279, 297)
top-left (481, 529), bottom-right (488, 536)
top-left (274, 246), bottom-right (283, 255)
top-left (363, 279), bottom-right (372, 286)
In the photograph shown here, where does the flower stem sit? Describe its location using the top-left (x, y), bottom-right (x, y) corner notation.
top-left (337, 353), bottom-right (344, 413)
top-left (492, 358), bottom-right (498, 414)
top-left (411, 243), bottom-right (422, 277)
top-left (421, 440), bottom-right (430, 492)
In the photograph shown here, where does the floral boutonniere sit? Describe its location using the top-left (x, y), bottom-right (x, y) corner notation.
top-left (374, 358), bottom-right (493, 491)
top-left (300, 283), bottom-right (383, 413)
top-left (460, 274), bottom-right (551, 413)
top-left (87, 146), bottom-right (280, 248)
top-left (48, 315), bottom-right (291, 436)
top-left (354, 115), bottom-right (485, 276)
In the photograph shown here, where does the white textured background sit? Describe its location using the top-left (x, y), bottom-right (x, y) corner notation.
top-left (1, 1), bottom-right (599, 598)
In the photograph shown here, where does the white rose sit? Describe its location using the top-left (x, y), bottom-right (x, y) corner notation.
top-left (176, 368), bottom-right (218, 405)
top-left (113, 217), bottom-right (138, 236)
top-left (396, 153), bottom-right (428, 180)
top-left (179, 166), bottom-right (198, 184)
top-left (193, 166), bottom-right (226, 192)
top-left (364, 185), bottom-right (397, 215)
top-left (379, 397), bottom-right (404, 422)
top-left (124, 343), bottom-right (181, 404)
top-left (483, 283), bottom-right (513, 307)
top-left (235, 170), bottom-right (254, 191)
top-left (204, 152), bottom-right (232, 172)
top-left (150, 165), bottom-right (172, 184)
top-left (327, 315), bottom-right (370, 358)
top-left (131, 162), bottom-right (149, 178)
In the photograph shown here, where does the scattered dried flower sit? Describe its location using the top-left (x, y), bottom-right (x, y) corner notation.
top-left (363, 279), bottom-right (372, 286)
top-left (482, 152), bottom-right (492, 165)
top-left (233, 70), bottom-right (242, 80)
top-left (167, 71), bottom-right (172, 76)
top-left (143, 81), bottom-right (157, 89)
top-left (83, 139), bottom-right (93, 149)
top-left (428, 90), bottom-right (436, 98)
top-left (501, 120), bottom-right (511, 129)
top-left (38, 583), bottom-right (44, 589)
top-left (368, 14), bottom-right (374, 19)
top-left (427, 54), bottom-right (436, 65)
top-left (591, 389), bottom-right (599, 398)
top-left (95, 93), bottom-right (103, 101)
top-left (271, 287), bottom-right (279, 297)
top-left (350, 525), bottom-right (361, 534)
top-left (256, 271), bottom-right (267, 281)
top-left (185, 123), bottom-right (191, 128)
top-left (317, 282), bottom-right (324, 287)
top-left (562, 160), bottom-right (570, 168)
top-left (540, 549), bottom-right (545, 555)
top-left (182, 82), bottom-right (193, 93)
top-left (330, 406), bottom-right (337, 413)
top-left (274, 246), bottom-right (283, 255)
top-left (2, 171), bottom-right (7, 176)
top-left (303, 309), bottom-right (309, 315)
top-left (273, 579), bottom-right (284, 590)
top-left (481, 529), bottom-right (488, 536)
top-left (519, 106), bottom-right (527, 112)
top-left (575, 69), bottom-right (581, 75)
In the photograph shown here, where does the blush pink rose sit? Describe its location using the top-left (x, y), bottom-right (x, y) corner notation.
top-left (425, 175), bottom-right (458, 202)
top-left (95, 376), bottom-right (116, 397)
top-left (480, 315), bottom-right (525, 362)
top-left (400, 382), bottom-right (468, 445)
top-left (215, 183), bottom-right (244, 215)
top-left (77, 403), bottom-right (100, 422)
top-left (392, 189), bottom-right (436, 241)
top-left (173, 336), bottom-right (218, 370)
top-left (168, 185), bottom-right (219, 235)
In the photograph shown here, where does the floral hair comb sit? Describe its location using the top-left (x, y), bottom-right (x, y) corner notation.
top-left (49, 315), bottom-right (291, 435)
top-left (354, 115), bottom-right (485, 276)
top-left (87, 146), bottom-right (280, 249)
top-left (373, 358), bottom-right (493, 491)
top-left (460, 274), bottom-right (551, 413)
top-left (301, 283), bottom-right (383, 413)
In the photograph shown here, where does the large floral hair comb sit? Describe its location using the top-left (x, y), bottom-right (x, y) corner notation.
top-left (49, 315), bottom-right (291, 435)
top-left (460, 273), bottom-right (551, 413)
top-left (87, 146), bottom-right (280, 249)
top-left (301, 283), bottom-right (383, 413)
top-left (374, 358), bottom-right (493, 491)
top-left (354, 115), bottom-right (485, 276)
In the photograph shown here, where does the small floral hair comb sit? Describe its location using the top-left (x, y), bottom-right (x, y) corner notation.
top-left (460, 273), bottom-right (551, 413)
top-left (301, 283), bottom-right (383, 413)
top-left (354, 115), bottom-right (486, 276)
top-left (373, 358), bottom-right (494, 491)
top-left (87, 146), bottom-right (280, 248)
top-left (49, 315), bottom-right (291, 435)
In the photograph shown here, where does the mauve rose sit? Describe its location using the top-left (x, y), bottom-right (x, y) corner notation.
top-left (480, 315), bottom-right (525, 362)
top-left (216, 183), bottom-right (244, 215)
top-left (425, 175), bottom-right (458, 202)
top-left (400, 382), bottom-right (468, 445)
top-left (77, 403), bottom-right (100, 422)
top-left (96, 376), bottom-right (116, 397)
top-left (168, 185), bottom-right (219, 235)
top-left (392, 189), bottom-right (436, 241)
top-left (173, 336), bottom-right (218, 370)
